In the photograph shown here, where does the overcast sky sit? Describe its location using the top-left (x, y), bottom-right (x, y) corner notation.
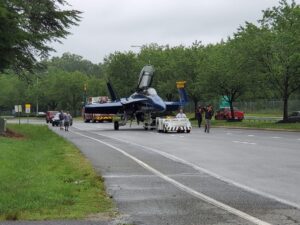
top-left (50, 0), bottom-right (298, 63)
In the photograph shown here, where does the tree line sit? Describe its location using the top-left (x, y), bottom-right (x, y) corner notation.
top-left (0, 0), bottom-right (299, 120)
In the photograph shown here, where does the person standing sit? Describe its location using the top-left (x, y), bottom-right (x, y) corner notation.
top-left (64, 112), bottom-right (71, 131)
top-left (204, 105), bottom-right (214, 133)
top-left (195, 106), bottom-right (203, 128)
top-left (176, 108), bottom-right (187, 119)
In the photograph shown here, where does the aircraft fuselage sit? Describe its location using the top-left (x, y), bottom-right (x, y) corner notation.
top-left (128, 89), bottom-right (166, 113)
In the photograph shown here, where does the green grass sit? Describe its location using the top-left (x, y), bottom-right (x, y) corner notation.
top-left (245, 113), bottom-right (282, 117)
top-left (0, 124), bottom-right (114, 221)
top-left (190, 119), bottom-right (300, 131)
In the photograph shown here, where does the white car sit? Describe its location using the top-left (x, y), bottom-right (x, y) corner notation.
top-left (51, 113), bottom-right (73, 126)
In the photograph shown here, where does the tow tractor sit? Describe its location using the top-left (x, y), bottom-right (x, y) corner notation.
top-left (156, 117), bottom-right (192, 133)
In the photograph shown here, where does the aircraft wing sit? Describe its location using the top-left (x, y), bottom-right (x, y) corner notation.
top-left (120, 98), bottom-right (148, 105)
top-left (84, 102), bottom-right (123, 114)
top-left (164, 101), bottom-right (182, 112)
top-left (84, 98), bottom-right (148, 114)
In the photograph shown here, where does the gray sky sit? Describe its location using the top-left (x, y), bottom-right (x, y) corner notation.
top-left (50, 0), bottom-right (294, 63)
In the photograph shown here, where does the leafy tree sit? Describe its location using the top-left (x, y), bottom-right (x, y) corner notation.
top-left (235, 0), bottom-right (300, 120)
top-left (0, 0), bottom-right (81, 74)
top-left (203, 41), bottom-right (252, 120)
top-left (103, 52), bottom-right (139, 97)
top-left (137, 44), bottom-right (178, 100)
top-left (86, 77), bottom-right (107, 97)
top-left (39, 70), bottom-right (88, 115)
top-left (0, 73), bottom-right (30, 111)
top-left (175, 42), bottom-right (205, 113)
top-left (60, 71), bottom-right (88, 116)
top-left (48, 53), bottom-right (103, 77)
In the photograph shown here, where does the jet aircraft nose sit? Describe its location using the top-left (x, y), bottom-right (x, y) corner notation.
top-left (157, 102), bottom-right (166, 112)
top-left (153, 96), bottom-right (166, 112)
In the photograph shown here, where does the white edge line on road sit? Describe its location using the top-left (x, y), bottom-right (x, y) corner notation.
top-left (87, 129), bottom-right (300, 211)
top-left (71, 130), bottom-right (272, 225)
top-left (233, 140), bottom-right (257, 145)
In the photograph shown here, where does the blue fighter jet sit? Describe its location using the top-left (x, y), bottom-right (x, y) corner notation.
top-left (84, 65), bottom-right (188, 130)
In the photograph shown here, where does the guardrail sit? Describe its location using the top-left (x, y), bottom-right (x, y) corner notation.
top-left (244, 116), bottom-right (281, 122)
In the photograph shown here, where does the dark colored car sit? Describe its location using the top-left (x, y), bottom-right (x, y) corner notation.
top-left (46, 111), bottom-right (58, 123)
top-left (215, 107), bottom-right (244, 121)
top-left (286, 111), bottom-right (300, 123)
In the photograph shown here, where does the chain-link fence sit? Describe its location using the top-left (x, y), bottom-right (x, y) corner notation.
top-left (235, 99), bottom-right (300, 114)
top-left (184, 99), bottom-right (300, 115)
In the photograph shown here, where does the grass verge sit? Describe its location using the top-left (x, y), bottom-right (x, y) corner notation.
top-left (191, 119), bottom-right (300, 131)
top-left (0, 124), bottom-right (114, 221)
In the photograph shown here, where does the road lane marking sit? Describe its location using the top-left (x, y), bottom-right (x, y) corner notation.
top-left (248, 135), bottom-right (255, 137)
top-left (233, 141), bottom-right (256, 145)
top-left (86, 130), bottom-right (300, 210)
top-left (271, 136), bottom-right (281, 139)
top-left (104, 173), bottom-right (202, 178)
top-left (71, 130), bottom-right (272, 225)
top-left (104, 174), bottom-right (156, 178)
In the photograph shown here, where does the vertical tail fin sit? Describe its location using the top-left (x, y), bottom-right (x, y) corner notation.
top-left (176, 81), bottom-right (188, 105)
top-left (107, 81), bottom-right (118, 101)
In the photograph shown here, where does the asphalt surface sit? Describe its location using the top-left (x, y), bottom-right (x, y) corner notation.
top-left (3, 119), bottom-right (300, 225)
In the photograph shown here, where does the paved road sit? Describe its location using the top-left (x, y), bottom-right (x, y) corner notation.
top-left (5, 119), bottom-right (300, 224)
top-left (48, 121), bottom-right (300, 225)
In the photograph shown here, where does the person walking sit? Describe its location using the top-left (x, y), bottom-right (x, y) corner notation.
top-left (59, 110), bottom-right (64, 130)
top-left (64, 112), bottom-right (71, 131)
top-left (195, 106), bottom-right (203, 128)
top-left (204, 105), bottom-right (214, 133)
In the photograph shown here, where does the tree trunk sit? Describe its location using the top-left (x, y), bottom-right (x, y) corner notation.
top-left (194, 100), bottom-right (198, 119)
top-left (190, 95), bottom-right (198, 119)
top-left (283, 96), bottom-right (288, 121)
top-left (282, 76), bottom-right (289, 121)
top-left (229, 101), bottom-right (235, 121)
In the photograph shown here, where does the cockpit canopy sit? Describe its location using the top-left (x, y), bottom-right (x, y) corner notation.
top-left (137, 65), bottom-right (154, 90)
top-left (146, 88), bottom-right (157, 96)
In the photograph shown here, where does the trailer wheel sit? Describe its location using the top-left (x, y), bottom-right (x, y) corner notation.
top-left (144, 123), bottom-right (148, 130)
top-left (114, 121), bottom-right (119, 130)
